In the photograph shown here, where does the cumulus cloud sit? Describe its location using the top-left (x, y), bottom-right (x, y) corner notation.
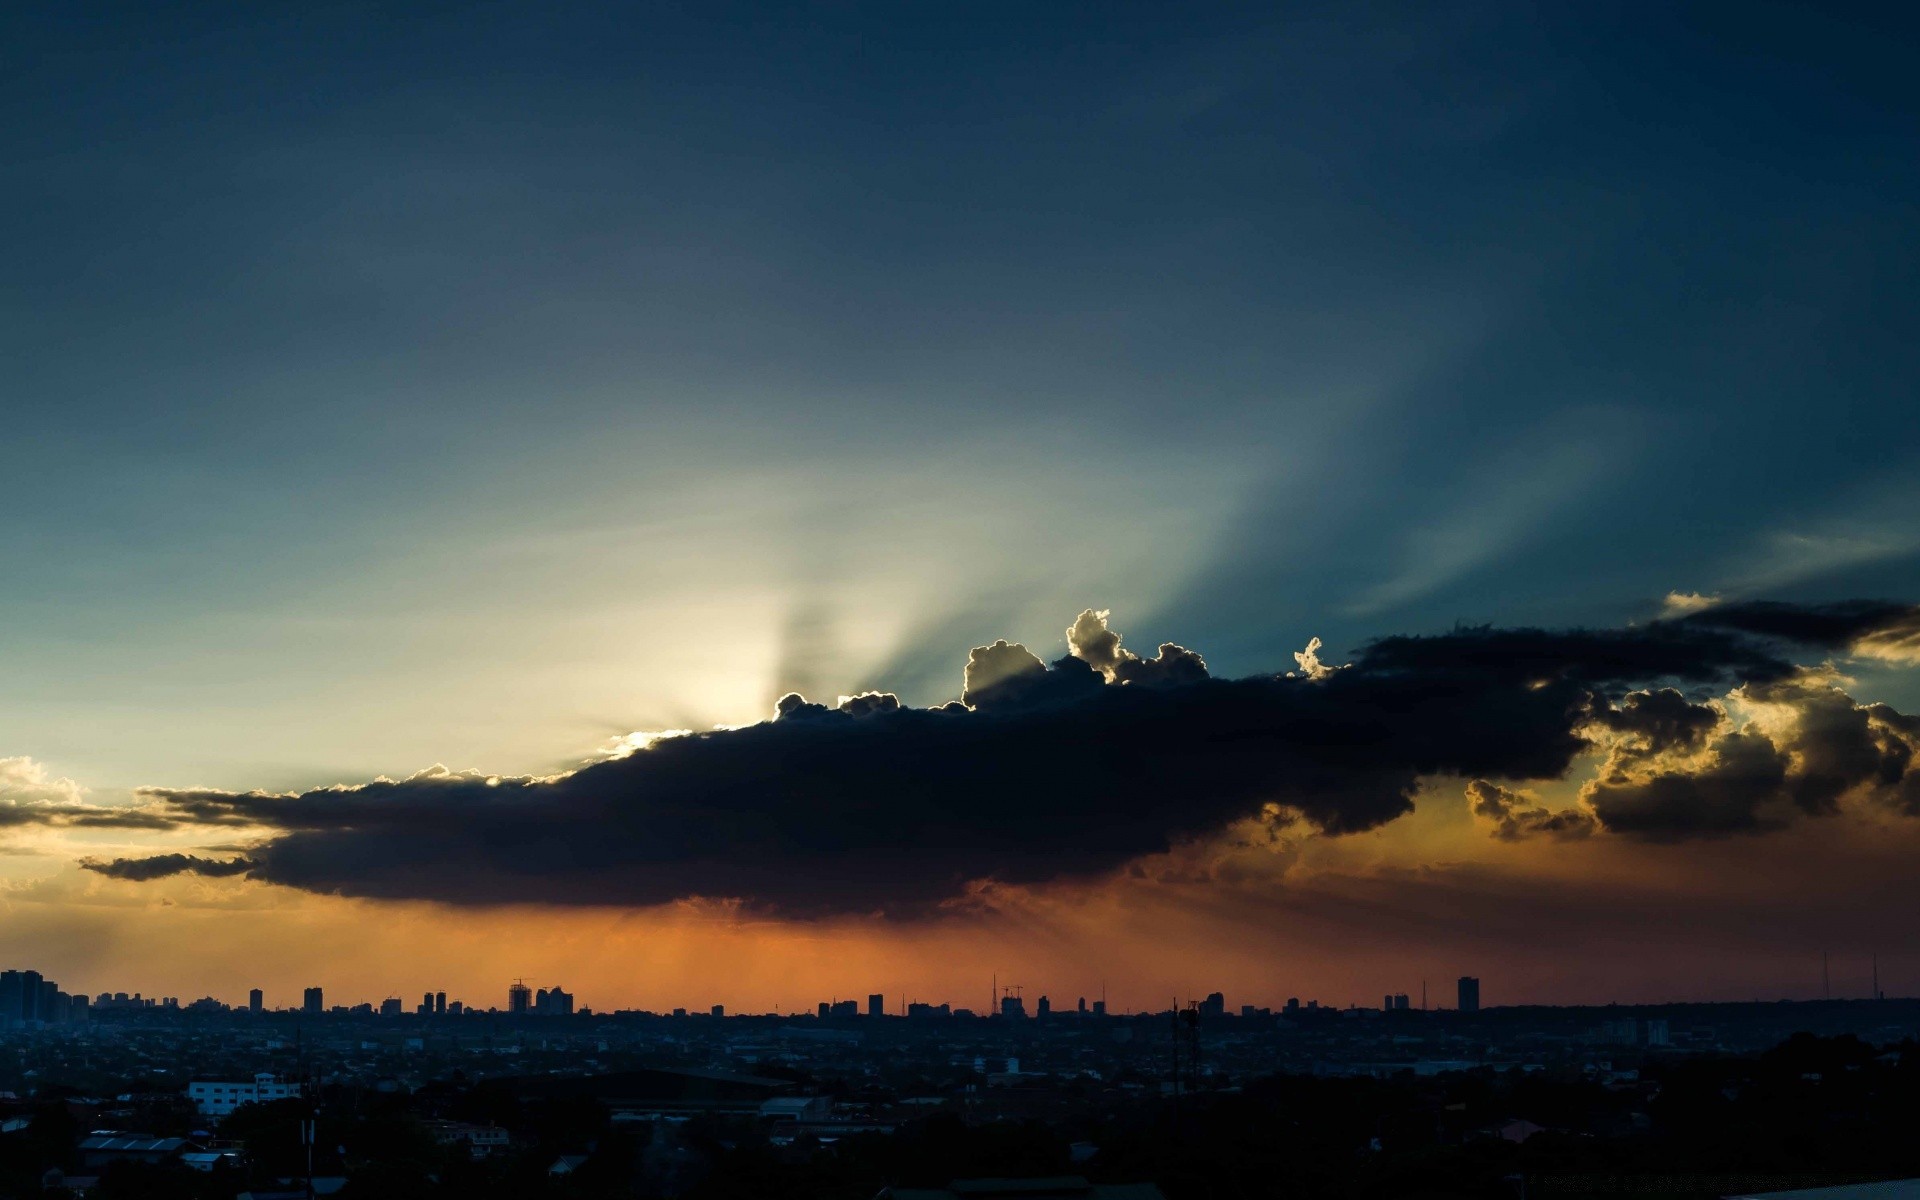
top-left (99, 601), bottom-right (1920, 917)
top-left (1066, 609), bottom-right (1209, 686)
top-left (1578, 669), bottom-right (1920, 838)
top-left (0, 756), bottom-right (86, 807)
top-left (0, 756), bottom-right (183, 831)
top-left (1291, 636), bottom-right (1338, 680)
top-left (1662, 591), bottom-right (1721, 615)
top-left (1465, 780), bottom-right (1596, 841)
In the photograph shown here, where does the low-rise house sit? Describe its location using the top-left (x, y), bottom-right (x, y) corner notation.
top-left (77, 1134), bottom-right (189, 1168)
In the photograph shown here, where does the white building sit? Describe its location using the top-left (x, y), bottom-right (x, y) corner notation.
top-left (188, 1073), bottom-right (301, 1116)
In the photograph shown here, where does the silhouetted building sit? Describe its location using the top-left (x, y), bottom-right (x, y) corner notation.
top-left (0, 972), bottom-right (23, 1028)
top-left (1037, 995), bottom-right (1051, 1018)
top-left (509, 982), bottom-right (532, 1015)
top-left (818, 1001), bottom-right (831, 1019)
top-left (533, 986), bottom-right (574, 1016)
top-left (1458, 976), bottom-right (1480, 1013)
top-left (303, 986), bottom-right (323, 1014)
top-left (711, 1004), bottom-right (725, 1017)
top-left (1091, 1000), bottom-right (1106, 1017)
top-left (248, 988), bottom-right (263, 1013)
top-left (1001, 994), bottom-right (1026, 1018)
top-left (380, 997), bottom-right (402, 1016)
top-left (435, 991), bottom-right (446, 1015)
top-left (868, 993), bottom-right (885, 1018)
top-left (18, 971), bottom-right (43, 1023)
top-left (1200, 992), bottom-right (1225, 1018)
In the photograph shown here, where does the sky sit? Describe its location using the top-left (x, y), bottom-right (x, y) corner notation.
top-left (3, 1), bottom-right (1920, 1014)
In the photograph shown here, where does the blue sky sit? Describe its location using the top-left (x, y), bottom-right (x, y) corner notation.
top-left (5, 1), bottom-right (1918, 795)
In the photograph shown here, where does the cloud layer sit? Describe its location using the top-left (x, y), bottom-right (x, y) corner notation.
top-left (71, 602), bottom-right (1920, 917)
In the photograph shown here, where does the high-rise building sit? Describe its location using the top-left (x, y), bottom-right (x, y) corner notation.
top-left (249, 988), bottom-right (263, 1013)
top-left (508, 982), bottom-right (532, 1015)
top-left (817, 1001), bottom-right (830, 1019)
top-left (21, 971), bottom-right (43, 1023)
top-left (1000, 994), bottom-right (1026, 1018)
top-left (867, 993), bottom-right (885, 1018)
top-left (1458, 976), bottom-right (1481, 1013)
top-left (434, 991), bottom-right (446, 1015)
top-left (1200, 992), bottom-right (1225, 1018)
top-left (711, 1004), bottom-right (724, 1018)
top-left (303, 986), bottom-right (323, 1014)
top-left (1091, 999), bottom-right (1106, 1017)
top-left (0, 972), bottom-right (23, 1028)
top-left (379, 997), bottom-right (402, 1017)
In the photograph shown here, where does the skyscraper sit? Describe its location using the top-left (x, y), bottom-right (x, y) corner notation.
top-left (0, 972), bottom-right (22, 1029)
top-left (867, 993), bottom-right (885, 1018)
top-left (249, 988), bottom-right (263, 1013)
top-left (1458, 976), bottom-right (1480, 1013)
top-left (303, 986), bottom-right (323, 1014)
top-left (434, 991), bottom-right (446, 1015)
top-left (509, 981), bottom-right (532, 1014)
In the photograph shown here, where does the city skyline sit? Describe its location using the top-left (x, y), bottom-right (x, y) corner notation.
top-left (13, 953), bottom-right (1917, 1020)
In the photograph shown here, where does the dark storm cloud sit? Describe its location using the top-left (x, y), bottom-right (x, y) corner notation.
top-left (80, 854), bottom-right (256, 881)
top-left (1586, 688), bottom-right (1720, 756)
top-left (108, 601), bottom-right (1920, 916)
top-left (1680, 600), bottom-right (1920, 652)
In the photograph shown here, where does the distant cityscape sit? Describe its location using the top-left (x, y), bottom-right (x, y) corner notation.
top-left (0, 971), bottom-right (1499, 1025)
top-left (12, 964), bottom-right (1904, 1029)
top-left (6, 957), bottom-right (1919, 1196)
